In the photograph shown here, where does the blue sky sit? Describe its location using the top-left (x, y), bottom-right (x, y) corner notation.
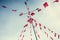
top-left (0, 0), bottom-right (60, 40)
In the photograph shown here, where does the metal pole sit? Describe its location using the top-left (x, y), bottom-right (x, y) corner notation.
top-left (32, 22), bottom-right (38, 40)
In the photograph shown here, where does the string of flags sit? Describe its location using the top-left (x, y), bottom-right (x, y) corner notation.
top-left (0, 0), bottom-right (60, 40)
top-left (39, 23), bottom-right (60, 40)
top-left (18, 0), bottom-right (60, 40)
top-left (1, 0), bottom-right (59, 10)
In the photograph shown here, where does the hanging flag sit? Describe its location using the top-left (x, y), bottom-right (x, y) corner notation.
top-left (35, 23), bottom-right (37, 27)
top-left (39, 23), bottom-right (42, 30)
top-left (43, 26), bottom-right (46, 29)
top-left (26, 0), bottom-right (28, 1)
top-left (20, 34), bottom-right (22, 37)
top-left (58, 34), bottom-right (60, 39)
top-left (54, 0), bottom-right (59, 2)
top-left (19, 13), bottom-right (24, 16)
top-left (54, 33), bottom-right (57, 37)
top-left (50, 36), bottom-right (53, 40)
top-left (36, 8), bottom-right (41, 12)
top-left (12, 9), bottom-right (17, 12)
top-left (38, 34), bottom-right (40, 39)
top-left (19, 0), bottom-right (60, 40)
top-left (31, 12), bottom-right (35, 16)
top-left (44, 31), bottom-right (48, 37)
top-left (39, 23), bottom-right (42, 26)
top-left (21, 35), bottom-right (24, 40)
top-left (51, 31), bottom-right (53, 33)
top-left (25, 1), bottom-right (27, 5)
top-left (27, 18), bottom-right (33, 24)
top-left (1, 5), bottom-right (7, 8)
top-left (43, 2), bottom-right (49, 8)
top-left (48, 28), bottom-right (50, 31)
top-left (27, 16), bottom-right (30, 18)
top-left (24, 24), bottom-right (28, 28)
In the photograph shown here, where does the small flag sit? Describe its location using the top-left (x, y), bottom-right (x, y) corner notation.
top-left (1, 5), bottom-right (7, 8)
top-left (54, 33), bottom-right (57, 37)
top-left (43, 26), bottom-right (46, 29)
top-left (19, 13), bottom-right (23, 16)
top-left (12, 9), bottom-right (17, 12)
top-left (50, 36), bottom-right (53, 40)
top-left (26, 0), bottom-right (28, 1)
top-left (31, 12), bottom-right (35, 16)
top-left (35, 23), bottom-right (37, 27)
top-left (43, 2), bottom-right (49, 8)
top-left (58, 34), bottom-right (60, 39)
top-left (25, 1), bottom-right (27, 5)
top-left (38, 34), bottom-right (40, 39)
top-left (54, 0), bottom-right (59, 2)
top-left (24, 24), bottom-right (28, 28)
top-left (27, 18), bottom-right (33, 24)
top-left (36, 8), bottom-right (41, 12)
top-left (39, 23), bottom-right (41, 26)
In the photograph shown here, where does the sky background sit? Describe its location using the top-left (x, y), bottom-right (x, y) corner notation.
top-left (0, 0), bottom-right (60, 40)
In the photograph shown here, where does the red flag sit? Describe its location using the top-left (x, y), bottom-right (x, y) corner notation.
top-left (31, 12), bottom-right (35, 16)
top-left (38, 34), bottom-right (40, 39)
top-left (38, 9), bottom-right (41, 12)
top-left (50, 36), bottom-right (53, 40)
top-left (39, 23), bottom-right (41, 26)
top-left (23, 35), bottom-right (24, 38)
top-left (19, 13), bottom-right (24, 16)
top-left (44, 32), bottom-right (48, 37)
top-left (44, 26), bottom-right (46, 29)
top-left (54, 0), bottom-right (59, 2)
top-left (28, 11), bottom-right (30, 15)
top-left (58, 34), bottom-right (60, 39)
top-left (54, 33), bottom-right (57, 37)
top-left (27, 18), bottom-right (33, 24)
top-left (40, 27), bottom-right (42, 30)
top-left (35, 23), bottom-right (37, 27)
top-left (36, 8), bottom-right (41, 12)
top-left (24, 24), bottom-right (28, 28)
top-left (43, 2), bottom-right (49, 8)
top-left (20, 34), bottom-right (22, 37)
top-left (21, 35), bottom-right (24, 40)
top-left (39, 23), bottom-right (42, 30)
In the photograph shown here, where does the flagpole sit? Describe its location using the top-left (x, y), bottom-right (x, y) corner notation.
top-left (24, 0), bottom-right (38, 40)
top-left (32, 22), bottom-right (38, 40)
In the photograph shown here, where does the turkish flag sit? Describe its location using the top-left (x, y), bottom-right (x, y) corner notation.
top-left (54, 0), bottom-right (59, 2)
top-left (43, 2), bottom-right (49, 8)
